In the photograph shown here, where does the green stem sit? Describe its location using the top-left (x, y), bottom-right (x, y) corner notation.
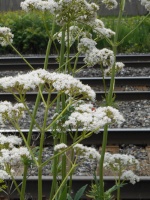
top-left (116, 167), bottom-right (122, 200)
top-left (10, 175), bottom-right (22, 198)
top-left (12, 122), bottom-right (38, 166)
top-left (56, 52), bottom-right (80, 73)
top-left (72, 50), bottom-right (79, 76)
top-left (20, 19), bottom-right (55, 199)
top-left (99, 1), bottom-right (125, 199)
top-left (51, 164), bottom-right (77, 200)
top-left (8, 43), bottom-right (34, 70)
top-left (41, 129), bottom-right (95, 168)
top-left (45, 101), bottom-right (72, 131)
top-left (68, 133), bottom-right (78, 195)
top-left (99, 125), bottom-right (108, 200)
top-left (107, 0), bottom-right (124, 106)
top-left (118, 12), bottom-right (150, 46)
top-left (5, 164), bottom-right (22, 198)
top-left (117, 178), bottom-right (121, 200)
top-left (65, 23), bottom-right (71, 73)
top-left (20, 90), bottom-right (42, 200)
top-left (59, 26), bottom-right (66, 72)
top-left (49, 138), bottom-right (58, 200)
top-left (38, 91), bottom-right (51, 200)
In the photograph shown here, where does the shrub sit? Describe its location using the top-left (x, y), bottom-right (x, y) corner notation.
top-left (0, 11), bottom-right (150, 54)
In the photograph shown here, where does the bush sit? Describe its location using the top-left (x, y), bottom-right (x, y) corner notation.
top-left (0, 11), bottom-right (150, 54)
top-left (100, 16), bottom-right (150, 53)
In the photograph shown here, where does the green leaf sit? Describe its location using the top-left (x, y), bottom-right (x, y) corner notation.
top-left (74, 184), bottom-right (88, 200)
top-left (67, 193), bottom-right (73, 200)
top-left (105, 183), bottom-right (127, 194)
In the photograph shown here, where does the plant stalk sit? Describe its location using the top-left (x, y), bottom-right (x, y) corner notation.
top-left (99, 1), bottom-right (125, 199)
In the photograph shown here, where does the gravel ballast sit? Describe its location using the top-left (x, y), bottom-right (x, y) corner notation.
top-left (0, 55), bottom-right (149, 178)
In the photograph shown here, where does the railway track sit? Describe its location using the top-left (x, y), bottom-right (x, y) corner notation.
top-left (0, 54), bottom-right (150, 70)
top-left (0, 55), bottom-right (150, 199)
top-left (0, 77), bottom-right (150, 101)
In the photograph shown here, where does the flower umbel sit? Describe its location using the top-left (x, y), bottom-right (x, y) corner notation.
top-left (0, 27), bottom-right (14, 46)
top-left (121, 170), bottom-right (140, 184)
top-left (0, 69), bottom-right (96, 101)
top-left (101, 0), bottom-right (118, 10)
top-left (64, 103), bottom-right (125, 132)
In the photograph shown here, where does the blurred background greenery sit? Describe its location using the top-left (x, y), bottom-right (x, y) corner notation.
top-left (0, 10), bottom-right (149, 54)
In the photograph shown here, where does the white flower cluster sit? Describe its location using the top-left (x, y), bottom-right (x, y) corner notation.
top-left (78, 38), bottom-right (115, 67)
top-left (0, 69), bottom-right (95, 101)
top-left (121, 170), bottom-right (140, 185)
top-left (104, 152), bottom-right (140, 171)
top-left (0, 169), bottom-right (10, 179)
top-left (54, 143), bottom-right (67, 152)
top-left (64, 103), bottom-right (125, 132)
top-left (0, 101), bottom-right (25, 124)
top-left (94, 27), bottom-right (115, 39)
top-left (104, 62), bottom-right (125, 76)
top-left (0, 147), bottom-right (31, 166)
top-left (78, 38), bottom-right (97, 53)
top-left (55, 0), bottom-right (99, 25)
top-left (54, 143), bottom-right (100, 161)
top-left (0, 27), bottom-right (14, 46)
top-left (140, 0), bottom-right (150, 11)
top-left (84, 48), bottom-right (115, 67)
top-left (54, 26), bottom-right (81, 47)
top-left (0, 133), bottom-right (31, 175)
top-left (0, 133), bottom-right (22, 148)
top-left (21, 0), bottom-right (99, 25)
top-left (84, 16), bottom-right (115, 39)
top-left (73, 144), bottom-right (100, 161)
top-left (20, 0), bottom-right (58, 13)
top-left (101, 0), bottom-right (118, 10)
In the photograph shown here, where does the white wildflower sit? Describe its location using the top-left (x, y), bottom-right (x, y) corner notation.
top-left (0, 101), bottom-right (25, 124)
top-left (104, 153), bottom-right (140, 171)
top-left (78, 37), bottom-right (97, 53)
top-left (0, 133), bottom-right (22, 148)
top-left (0, 169), bottom-right (10, 179)
top-left (121, 170), bottom-right (140, 184)
top-left (54, 26), bottom-right (81, 46)
top-left (94, 27), bottom-right (115, 38)
top-left (0, 27), bottom-right (14, 46)
top-left (64, 104), bottom-right (124, 132)
top-left (140, 0), bottom-right (150, 11)
top-left (19, 147), bottom-right (31, 158)
top-left (104, 62), bottom-right (125, 76)
top-left (54, 143), bottom-right (67, 151)
top-left (21, 0), bottom-right (58, 14)
top-left (87, 18), bottom-right (105, 29)
top-left (0, 147), bottom-right (31, 166)
top-left (0, 69), bottom-right (95, 101)
top-left (101, 0), bottom-right (118, 10)
top-left (73, 144), bottom-right (100, 161)
top-left (83, 48), bottom-right (115, 67)
top-left (55, 0), bottom-right (99, 25)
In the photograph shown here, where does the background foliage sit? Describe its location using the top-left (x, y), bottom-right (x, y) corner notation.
top-left (0, 11), bottom-right (150, 54)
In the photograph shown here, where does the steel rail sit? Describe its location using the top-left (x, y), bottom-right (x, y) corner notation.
top-left (0, 77), bottom-right (149, 101)
top-left (79, 77), bottom-right (150, 86)
top-left (1, 128), bottom-right (150, 145)
top-left (0, 91), bottom-right (149, 101)
top-left (0, 61), bottom-right (149, 70)
top-left (0, 55), bottom-right (150, 70)
top-left (0, 54), bottom-right (150, 63)
top-left (2, 176), bottom-right (150, 199)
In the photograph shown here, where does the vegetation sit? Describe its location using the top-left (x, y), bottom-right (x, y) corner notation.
top-left (0, 10), bottom-right (150, 54)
